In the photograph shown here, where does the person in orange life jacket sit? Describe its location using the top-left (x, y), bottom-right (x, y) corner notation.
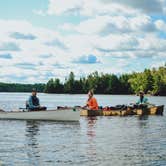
top-left (85, 90), bottom-right (99, 110)
top-left (27, 89), bottom-right (47, 111)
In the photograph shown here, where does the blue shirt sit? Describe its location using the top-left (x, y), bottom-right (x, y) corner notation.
top-left (136, 96), bottom-right (148, 104)
top-left (28, 95), bottom-right (40, 109)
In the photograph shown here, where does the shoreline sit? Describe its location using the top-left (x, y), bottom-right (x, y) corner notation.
top-left (0, 92), bottom-right (165, 96)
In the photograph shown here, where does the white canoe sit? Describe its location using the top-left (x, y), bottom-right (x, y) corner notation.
top-left (0, 108), bottom-right (80, 121)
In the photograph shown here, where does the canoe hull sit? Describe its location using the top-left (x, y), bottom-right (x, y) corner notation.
top-left (80, 109), bottom-right (132, 116)
top-left (80, 109), bottom-right (103, 116)
top-left (0, 109), bottom-right (80, 121)
top-left (80, 105), bottom-right (164, 116)
top-left (136, 105), bottom-right (164, 116)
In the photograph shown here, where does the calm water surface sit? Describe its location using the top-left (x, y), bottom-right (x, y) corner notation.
top-left (0, 93), bottom-right (166, 166)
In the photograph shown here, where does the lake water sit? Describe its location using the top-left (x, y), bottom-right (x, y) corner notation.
top-left (0, 93), bottom-right (166, 166)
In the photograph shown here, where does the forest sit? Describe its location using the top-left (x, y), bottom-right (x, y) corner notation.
top-left (44, 65), bottom-right (166, 96)
top-left (0, 83), bottom-right (45, 92)
top-left (0, 65), bottom-right (166, 95)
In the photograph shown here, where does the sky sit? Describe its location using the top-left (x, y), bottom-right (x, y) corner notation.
top-left (0, 0), bottom-right (166, 83)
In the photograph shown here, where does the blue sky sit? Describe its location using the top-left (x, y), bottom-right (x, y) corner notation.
top-left (0, 0), bottom-right (85, 29)
top-left (0, 0), bottom-right (166, 83)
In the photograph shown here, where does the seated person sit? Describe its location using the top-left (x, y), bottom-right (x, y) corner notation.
top-left (27, 89), bottom-right (47, 111)
top-left (85, 90), bottom-right (99, 110)
top-left (136, 91), bottom-right (148, 105)
top-left (133, 91), bottom-right (149, 110)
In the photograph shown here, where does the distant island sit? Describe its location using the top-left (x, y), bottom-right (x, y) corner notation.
top-left (0, 65), bottom-right (166, 96)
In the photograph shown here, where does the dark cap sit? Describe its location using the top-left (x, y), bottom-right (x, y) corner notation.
top-left (32, 88), bottom-right (37, 92)
top-left (139, 91), bottom-right (144, 94)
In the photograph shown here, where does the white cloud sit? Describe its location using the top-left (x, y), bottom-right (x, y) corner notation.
top-left (155, 19), bottom-right (166, 31)
top-left (1, 17), bottom-right (165, 83)
top-left (0, 19), bottom-right (72, 83)
top-left (74, 14), bottom-right (156, 36)
top-left (46, 0), bottom-right (164, 16)
top-left (0, 0), bottom-right (166, 83)
top-left (138, 34), bottom-right (166, 52)
top-left (46, 0), bottom-right (136, 16)
top-left (100, 0), bottom-right (163, 14)
top-left (150, 61), bottom-right (166, 69)
top-left (47, 0), bottom-right (83, 15)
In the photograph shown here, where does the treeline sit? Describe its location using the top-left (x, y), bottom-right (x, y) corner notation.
top-left (45, 65), bottom-right (166, 96)
top-left (0, 83), bottom-right (45, 92)
top-left (0, 65), bottom-right (165, 95)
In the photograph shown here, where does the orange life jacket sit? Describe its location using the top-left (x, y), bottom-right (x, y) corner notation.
top-left (87, 97), bottom-right (98, 110)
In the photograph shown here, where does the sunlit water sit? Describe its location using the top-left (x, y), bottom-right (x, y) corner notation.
top-left (0, 93), bottom-right (166, 166)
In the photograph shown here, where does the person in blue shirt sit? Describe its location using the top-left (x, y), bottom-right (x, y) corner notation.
top-left (136, 91), bottom-right (148, 105)
top-left (27, 89), bottom-right (46, 111)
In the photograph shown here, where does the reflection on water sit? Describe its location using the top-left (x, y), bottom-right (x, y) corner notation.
top-left (25, 121), bottom-right (39, 153)
top-left (25, 121), bottom-right (40, 165)
top-left (87, 117), bottom-right (97, 137)
top-left (26, 121), bottom-right (39, 145)
top-left (86, 117), bottom-right (97, 158)
top-left (137, 115), bottom-right (149, 128)
top-left (138, 115), bottom-right (149, 121)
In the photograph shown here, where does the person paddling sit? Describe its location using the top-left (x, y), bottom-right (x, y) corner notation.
top-left (85, 90), bottom-right (99, 110)
top-left (27, 89), bottom-right (47, 111)
top-left (136, 91), bottom-right (148, 105)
